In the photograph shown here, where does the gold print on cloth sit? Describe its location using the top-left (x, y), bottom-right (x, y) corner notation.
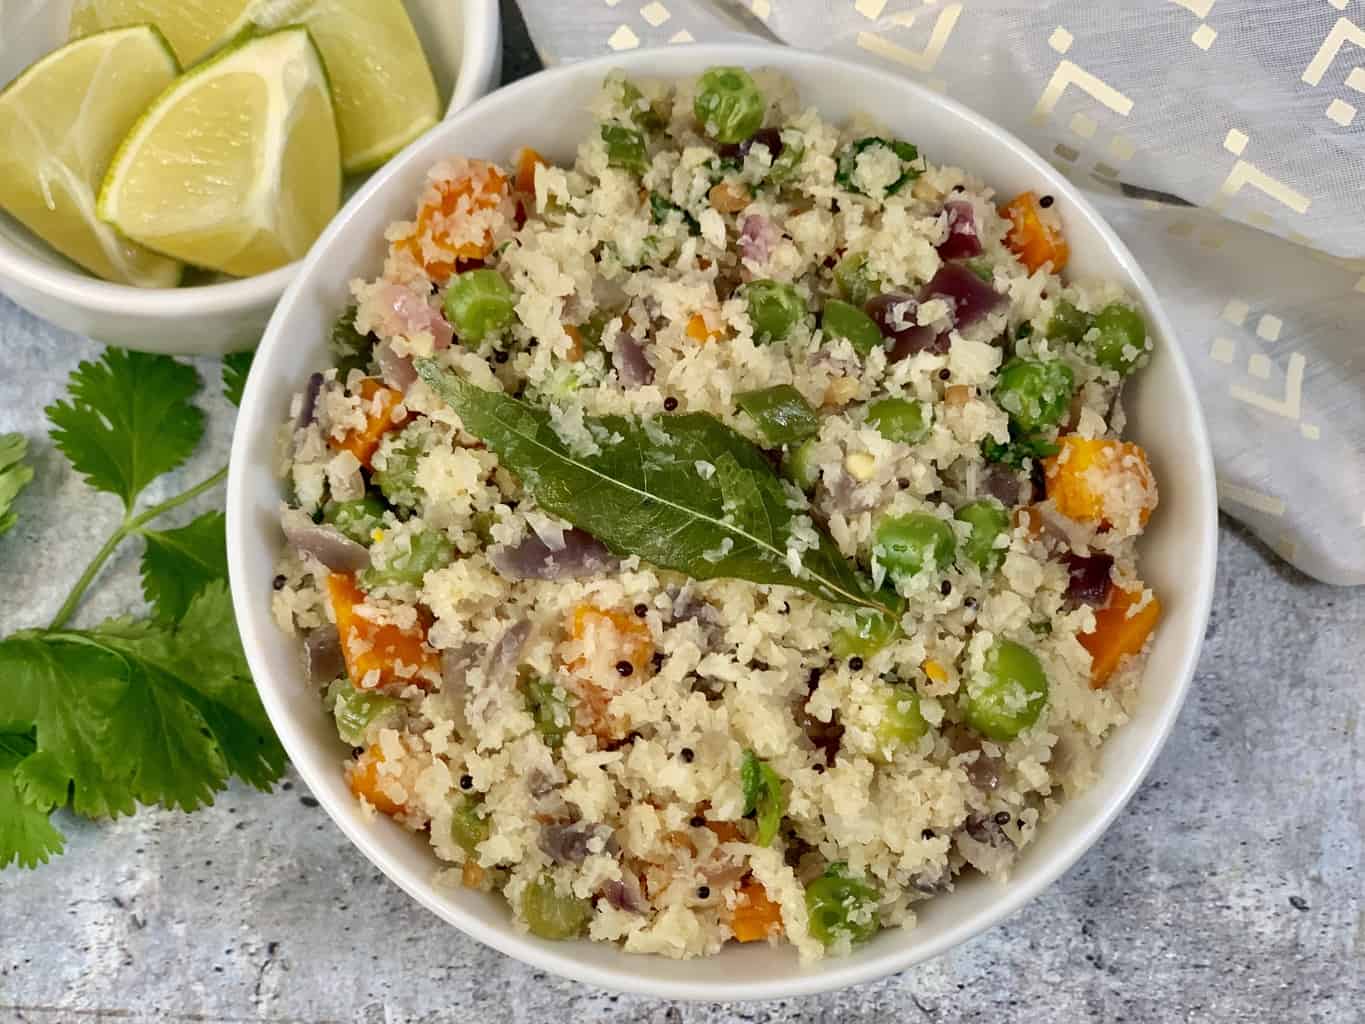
top-left (1033, 26), bottom-right (1135, 188)
top-left (1167, 0), bottom-right (1219, 51)
top-left (1301, 15), bottom-right (1365, 126)
top-left (1211, 296), bottom-right (1320, 441)
top-left (1212, 129), bottom-right (1311, 217)
top-left (854, 2), bottom-right (963, 91)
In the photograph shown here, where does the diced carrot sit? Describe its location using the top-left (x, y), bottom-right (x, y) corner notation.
top-left (686, 312), bottom-right (726, 344)
top-left (1013, 505), bottom-right (1043, 539)
top-left (922, 659), bottom-right (949, 684)
top-left (707, 820), bottom-right (744, 844)
top-left (564, 604), bottom-right (655, 738)
top-left (392, 158), bottom-right (512, 284)
top-left (1044, 436), bottom-right (1157, 528)
top-left (327, 573), bottom-right (440, 691)
top-left (1002, 191), bottom-right (1069, 274)
top-left (347, 746), bottom-right (405, 816)
top-left (331, 378), bottom-right (410, 468)
top-left (515, 146), bottom-right (546, 194)
top-left (563, 323), bottom-right (585, 362)
top-left (1080, 587), bottom-right (1162, 687)
top-left (731, 879), bottom-right (783, 942)
top-left (462, 861), bottom-right (487, 888)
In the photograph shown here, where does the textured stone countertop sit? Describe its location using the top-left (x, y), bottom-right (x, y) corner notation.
top-left (1, 6), bottom-right (1361, 1021)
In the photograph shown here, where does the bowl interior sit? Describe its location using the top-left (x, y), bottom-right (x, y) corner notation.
top-left (0, 0), bottom-right (475, 295)
top-left (228, 44), bottom-right (1217, 1000)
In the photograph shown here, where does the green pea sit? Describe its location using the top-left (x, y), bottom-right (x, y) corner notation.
top-left (767, 129), bottom-right (805, 183)
top-left (523, 674), bottom-right (571, 749)
top-left (831, 607), bottom-right (900, 660)
top-left (328, 680), bottom-right (403, 746)
top-left (1046, 299), bottom-right (1092, 347)
top-left (600, 122), bottom-right (649, 174)
top-left (740, 750), bottom-right (785, 847)
top-left (873, 513), bottom-right (956, 583)
top-left (360, 529), bottom-right (452, 589)
top-left (806, 863), bottom-right (879, 947)
top-left (443, 268), bottom-right (516, 346)
top-left (833, 251), bottom-right (879, 307)
top-left (783, 438), bottom-right (820, 493)
top-left (372, 423), bottom-right (425, 508)
top-left (867, 397), bottom-right (931, 445)
top-left (450, 797), bottom-right (490, 857)
top-left (693, 66), bottom-right (765, 144)
top-left (993, 357), bottom-right (1074, 433)
top-left (835, 137), bottom-right (921, 196)
top-left (956, 499), bottom-right (1010, 573)
top-left (823, 299), bottom-right (884, 356)
top-left (521, 874), bottom-right (593, 940)
top-left (963, 638), bottom-right (1049, 742)
top-left (745, 279), bottom-right (805, 344)
top-left (874, 682), bottom-right (928, 750)
top-left (1089, 303), bottom-right (1150, 376)
top-left (323, 497), bottom-right (386, 545)
top-left (736, 385), bottom-right (819, 447)
top-left (965, 257), bottom-right (994, 284)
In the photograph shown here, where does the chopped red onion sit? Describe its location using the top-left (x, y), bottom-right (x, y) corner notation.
top-left (599, 875), bottom-right (647, 914)
top-left (375, 283), bottom-right (453, 350)
top-left (738, 213), bottom-right (779, 267)
top-left (296, 372), bottom-right (323, 429)
top-left (538, 821), bottom-right (614, 864)
top-left (486, 620), bottom-right (532, 685)
top-left (303, 625), bottom-right (344, 685)
top-left (376, 341), bottom-right (417, 392)
top-left (866, 291), bottom-right (941, 359)
top-left (612, 333), bottom-right (654, 388)
top-left (921, 262), bottom-right (1003, 330)
top-left (937, 200), bottom-right (983, 260)
top-left (283, 519), bottom-right (370, 572)
top-left (1063, 552), bottom-right (1115, 607)
top-left (489, 528), bottom-right (618, 580)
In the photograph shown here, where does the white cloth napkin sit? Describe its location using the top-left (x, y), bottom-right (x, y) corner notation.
top-left (516, 0), bottom-right (1365, 584)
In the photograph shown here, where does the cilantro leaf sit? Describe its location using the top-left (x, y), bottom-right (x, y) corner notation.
top-left (223, 351), bottom-right (254, 408)
top-left (140, 511), bottom-right (228, 623)
top-left (0, 433), bottom-right (34, 536)
top-left (46, 350), bottom-right (204, 511)
top-left (0, 582), bottom-right (285, 818)
top-left (0, 732), bottom-right (65, 869)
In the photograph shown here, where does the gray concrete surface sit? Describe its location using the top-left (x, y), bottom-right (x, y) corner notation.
top-left (1, 6), bottom-right (1362, 1020)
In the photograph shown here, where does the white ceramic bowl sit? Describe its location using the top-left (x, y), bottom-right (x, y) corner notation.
top-left (0, 0), bottom-right (500, 354)
top-left (228, 44), bottom-right (1218, 1000)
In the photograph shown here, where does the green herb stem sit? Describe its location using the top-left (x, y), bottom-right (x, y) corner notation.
top-left (48, 465), bottom-right (228, 631)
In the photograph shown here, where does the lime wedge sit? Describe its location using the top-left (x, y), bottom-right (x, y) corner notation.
top-left (247, 0), bottom-right (442, 172)
top-left (0, 26), bottom-right (183, 287)
top-left (98, 27), bottom-right (342, 279)
top-left (68, 0), bottom-right (255, 67)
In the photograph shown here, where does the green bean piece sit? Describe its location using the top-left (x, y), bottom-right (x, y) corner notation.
top-left (323, 496), bottom-right (386, 545)
top-left (993, 357), bottom-right (1075, 433)
top-left (617, 78), bottom-right (663, 132)
top-left (832, 251), bottom-right (880, 308)
top-left (329, 680), bottom-right (403, 746)
top-left (965, 257), bottom-right (995, 284)
top-left (450, 797), bottom-right (491, 857)
top-left (873, 513), bottom-right (956, 584)
top-left (766, 129), bottom-right (805, 183)
top-left (963, 638), bottom-right (1049, 742)
top-left (835, 137), bottom-right (921, 196)
top-left (1046, 299), bottom-right (1092, 347)
top-left (521, 874), bottom-right (594, 940)
top-left (867, 397), bottom-right (932, 444)
top-left (523, 674), bottom-right (571, 749)
top-left (1089, 303), bottom-right (1151, 376)
top-left (874, 682), bottom-right (929, 750)
top-left (956, 499), bottom-right (1011, 573)
top-left (736, 385), bottom-right (820, 447)
top-left (693, 66), bottom-right (765, 144)
top-left (371, 423), bottom-right (425, 509)
top-left (443, 268), bottom-right (516, 346)
top-left (740, 750), bottom-right (786, 847)
top-left (744, 279), bottom-right (805, 344)
top-left (783, 438), bottom-right (821, 493)
top-left (359, 529), bottom-right (453, 589)
top-left (831, 607), bottom-right (901, 660)
top-left (600, 122), bottom-right (649, 174)
top-left (823, 299), bottom-right (884, 356)
top-left (806, 863), bottom-right (880, 947)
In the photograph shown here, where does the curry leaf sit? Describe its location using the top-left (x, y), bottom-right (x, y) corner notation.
top-left (416, 360), bottom-right (895, 612)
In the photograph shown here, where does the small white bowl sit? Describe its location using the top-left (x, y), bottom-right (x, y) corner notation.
top-left (0, 0), bottom-right (500, 355)
top-left (228, 44), bottom-right (1218, 1000)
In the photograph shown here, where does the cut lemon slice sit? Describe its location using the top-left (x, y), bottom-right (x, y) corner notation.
top-left (0, 26), bottom-right (183, 287)
top-left (97, 27), bottom-right (342, 279)
top-left (68, 0), bottom-right (255, 66)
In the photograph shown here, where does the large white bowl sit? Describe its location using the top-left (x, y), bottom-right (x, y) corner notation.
top-left (0, 0), bottom-right (501, 355)
top-left (228, 44), bottom-right (1218, 1000)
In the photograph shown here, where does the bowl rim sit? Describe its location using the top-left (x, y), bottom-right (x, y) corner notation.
top-left (228, 40), bottom-right (1218, 1001)
top-left (0, 0), bottom-right (502, 317)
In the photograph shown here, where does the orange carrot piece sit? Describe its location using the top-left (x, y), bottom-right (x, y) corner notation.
top-left (563, 323), bottom-right (585, 362)
top-left (1013, 505), bottom-right (1043, 539)
top-left (1044, 436), bottom-right (1157, 527)
top-left (347, 747), bottom-right (405, 816)
top-left (327, 572), bottom-right (439, 691)
top-left (1002, 191), bottom-right (1069, 274)
top-left (564, 604), bottom-right (654, 739)
top-left (685, 312), bottom-right (725, 344)
top-left (515, 147), bottom-right (546, 194)
top-left (393, 159), bottom-right (511, 284)
top-left (462, 861), bottom-right (487, 888)
top-left (707, 821), bottom-right (744, 844)
top-left (731, 879), bottom-right (783, 942)
top-left (331, 378), bottom-right (409, 468)
top-left (1080, 587), bottom-right (1162, 687)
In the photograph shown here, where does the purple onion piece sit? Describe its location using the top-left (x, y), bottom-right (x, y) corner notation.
top-left (538, 822), bottom-right (614, 865)
top-left (936, 200), bottom-right (983, 260)
top-left (717, 127), bottom-right (783, 162)
top-left (866, 291), bottom-right (941, 361)
top-left (738, 213), bottom-right (779, 267)
top-left (599, 876), bottom-right (647, 914)
top-left (488, 528), bottom-right (619, 580)
top-left (963, 813), bottom-right (1013, 848)
top-left (486, 620), bottom-right (532, 685)
top-left (981, 464), bottom-right (1024, 508)
top-left (376, 341), bottom-right (417, 392)
top-left (612, 334), bottom-right (654, 388)
top-left (921, 262), bottom-right (1004, 331)
top-left (284, 521), bottom-right (370, 572)
top-left (441, 643), bottom-right (479, 692)
top-left (1063, 552), bottom-right (1115, 607)
top-left (296, 372), bottom-right (323, 429)
top-left (303, 625), bottom-right (344, 685)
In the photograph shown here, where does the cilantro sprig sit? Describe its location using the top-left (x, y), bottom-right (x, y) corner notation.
top-left (0, 433), bottom-right (33, 536)
top-left (0, 347), bottom-right (283, 870)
